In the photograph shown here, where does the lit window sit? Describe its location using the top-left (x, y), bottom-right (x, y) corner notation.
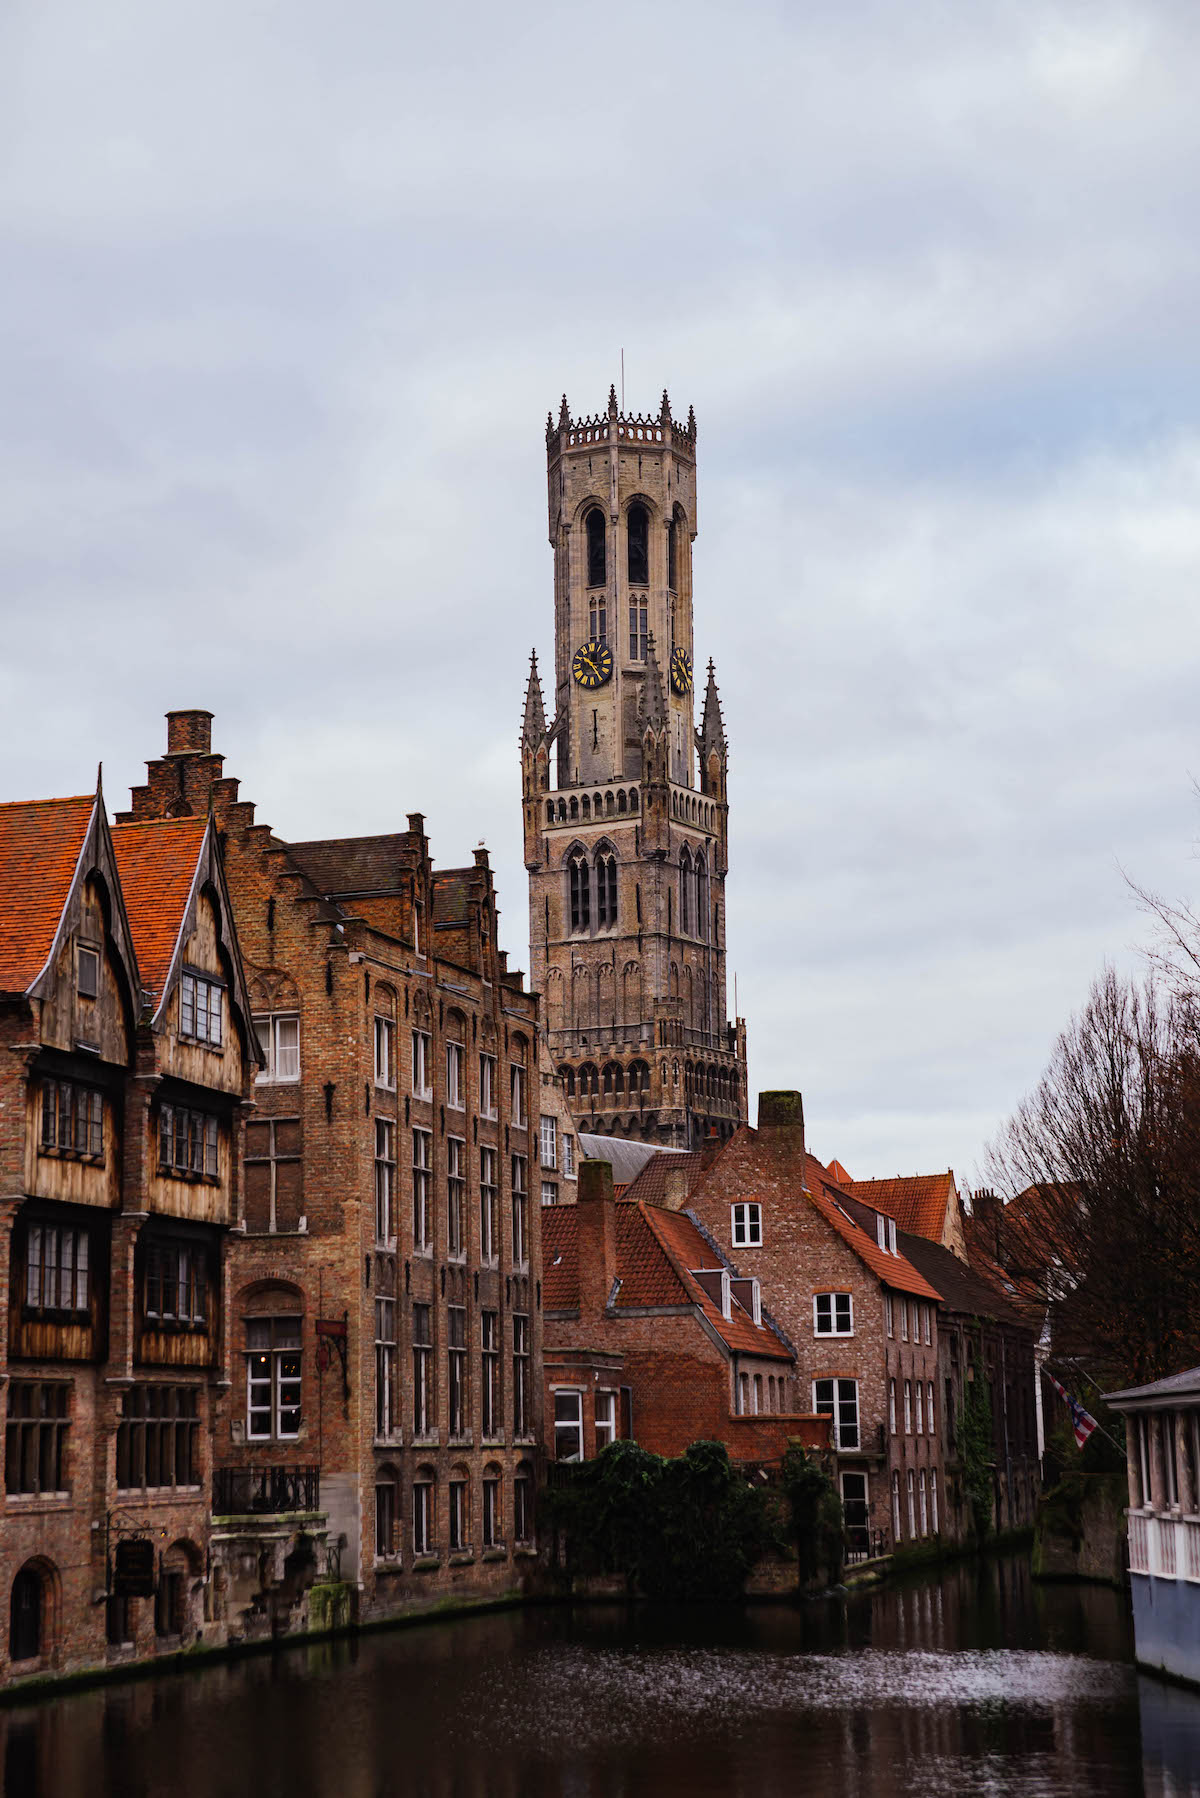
top-left (255, 1013), bottom-right (300, 1083)
top-left (814, 1293), bottom-right (853, 1336)
top-left (731, 1202), bottom-right (762, 1248)
top-left (246, 1318), bottom-right (301, 1440)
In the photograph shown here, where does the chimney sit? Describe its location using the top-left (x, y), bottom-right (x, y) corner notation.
top-left (972, 1187), bottom-right (1003, 1264)
top-left (700, 1127), bottom-right (723, 1173)
top-left (166, 710), bottom-right (213, 756)
top-left (576, 1159), bottom-right (618, 1318)
top-left (758, 1090), bottom-right (805, 1134)
top-left (662, 1165), bottom-right (690, 1210)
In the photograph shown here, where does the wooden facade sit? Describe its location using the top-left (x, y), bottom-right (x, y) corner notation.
top-left (0, 784), bottom-right (258, 1685)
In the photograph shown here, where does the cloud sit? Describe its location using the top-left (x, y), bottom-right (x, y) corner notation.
top-left (5, 0), bottom-right (1200, 1178)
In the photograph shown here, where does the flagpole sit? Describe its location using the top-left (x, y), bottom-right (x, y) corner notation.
top-left (1047, 1362), bottom-right (1127, 1458)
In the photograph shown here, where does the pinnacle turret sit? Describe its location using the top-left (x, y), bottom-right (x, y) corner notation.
top-left (521, 651), bottom-right (547, 745)
top-left (700, 658), bottom-right (727, 756)
top-left (641, 634), bottom-right (669, 735)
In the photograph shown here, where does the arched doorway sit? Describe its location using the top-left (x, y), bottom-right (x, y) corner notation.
top-left (10, 1565), bottom-right (43, 1663)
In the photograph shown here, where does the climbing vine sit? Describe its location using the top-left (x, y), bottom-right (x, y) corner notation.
top-left (956, 1329), bottom-right (995, 1541)
top-left (781, 1445), bottom-right (844, 1586)
top-left (541, 1439), bottom-right (779, 1600)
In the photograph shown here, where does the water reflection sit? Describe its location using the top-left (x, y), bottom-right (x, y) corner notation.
top-left (0, 1556), bottom-right (1173, 1798)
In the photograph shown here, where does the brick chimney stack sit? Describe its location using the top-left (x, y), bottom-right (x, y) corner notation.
top-left (757, 1090), bottom-right (805, 1138)
top-left (166, 710), bottom-right (214, 755)
top-left (576, 1159), bottom-right (618, 1317)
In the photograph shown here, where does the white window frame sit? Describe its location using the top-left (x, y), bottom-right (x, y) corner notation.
top-left (731, 1202), bottom-right (762, 1248)
top-left (374, 1119), bottom-right (395, 1246)
top-left (482, 1474), bottom-right (500, 1548)
top-left (888, 1218), bottom-right (897, 1254)
top-left (539, 1114), bottom-right (557, 1171)
top-left (413, 1479), bottom-right (433, 1556)
top-left (412, 1030), bottom-right (433, 1100)
top-left (927, 1381), bottom-right (936, 1436)
top-left (813, 1292), bottom-right (853, 1336)
top-left (374, 1016), bottom-right (395, 1089)
top-left (245, 1317), bottom-right (302, 1441)
top-left (595, 1389), bottom-right (617, 1451)
top-left (255, 1013), bottom-right (300, 1084)
top-left (904, 1380), bottom-right (913, 1433)
top-left (923, 1303), bottom-right (932, 1345)
top-left (919, 1468), bottom-right (929, 1537)
top-left (412, 1129), bottom-right (433, 1254)
top-left (888, 1378), bottom-right (897, 1435)
top-left (884, 1292), bottom-right (894, 1338)
top-left (915, 1383), bottom-right (924, 1434)
top-left (907, 1468), bottom-right (916, 1538)
top-left (930, 1469), bottom-right (939, 1534)
top-left (554, 1389), bottom-right (583, 1462)
top-left (480, 1146), bottom-right (498, 1264)
top-left (562, 1134), bottom-right (575, 1178)
top-left (814, 1378), bottom-right (859, 1450)
top-left (541, 1180), bottom-right (558, 1208)
top-left (876, 1214), bottom-right (887, 1252)
top-left (900, 1300), bottom-right (909, 1343)
top-left (77, 943), bottom-right (100, 1000)
top-left (447, 1136), bottom-right (466, 1261)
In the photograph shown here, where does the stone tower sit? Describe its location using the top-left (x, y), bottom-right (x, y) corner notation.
top-left (522, 387), bottom-right (748, 1147)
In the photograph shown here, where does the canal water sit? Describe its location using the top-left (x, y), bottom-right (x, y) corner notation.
top-left (4, 1555), bottom-right (1199, 1798)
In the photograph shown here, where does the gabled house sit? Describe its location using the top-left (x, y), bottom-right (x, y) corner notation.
top-left (685, 1092), bottom-right (943, 1554)
top-left (0, 782), bottom-right (257, 1682)
top-left (831, 1168), bottom-right (968, 1262)
top-left (542, 1161), bottom-right (824, 1465)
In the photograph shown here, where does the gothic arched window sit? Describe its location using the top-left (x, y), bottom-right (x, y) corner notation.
top-left (694, 854), bottom-right (708, 941)
top-left (627, 504), bottom-right (649, 586)
top-left (595, 848), bottom-right (618, 929)
top-left (586, 507), bottom-right (606, 589)
top-left (568, 851), bottom-right (590, 933)
top-left (679, 849), bottom-right (692, 936)
top-left (667, 515), bottom-right (678, 592)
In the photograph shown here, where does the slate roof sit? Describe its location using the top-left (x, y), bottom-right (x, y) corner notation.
top-left (1107, 1365), bottom-right (1200, 1407)
top-left (837, 1172), bottom-right (956, 1243)
top-left (577, 1135), bottom-right (677, 1187)
top-left (431, 873), bottom-right (470, 926)
top-left (0, 794), bottom-right (95, 993)
top-left (110, 817), bottom-right (208, 1001)
top-left (542, 1200), bottom-right (791, 1361)
top-left (286, 833), bottom-right (414, 897)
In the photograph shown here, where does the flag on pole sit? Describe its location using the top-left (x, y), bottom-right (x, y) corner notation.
top-left (1047, 1373), bottom-right (1099, 1451)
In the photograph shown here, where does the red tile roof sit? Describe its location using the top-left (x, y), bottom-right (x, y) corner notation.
top-left (541, 1201), bottom-right (791, 1360)
top-left (825, 1158), bottom-right (854, 1185)
top-left (111, 817), bottom-right (208, 1001)
top-left (836, 1172), bottom-right (957, 1244)
top-left (807, 1161), bottom-right (942, 1301)
top-left (619, 1150), bottom-right (704, 1208)
top-left (0, 794), bottom-right (95, 993)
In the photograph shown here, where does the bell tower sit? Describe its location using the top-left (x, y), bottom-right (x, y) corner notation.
top-left (522, 386), bottom-right (748, 1148)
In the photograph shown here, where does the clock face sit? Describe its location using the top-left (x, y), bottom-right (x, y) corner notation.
top-left (670, 647), bottom-right (694, 696)
top-left (572, 638), bottom-right (614, 689)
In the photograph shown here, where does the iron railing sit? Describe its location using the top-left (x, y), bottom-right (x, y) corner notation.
top-left (212, 1465), bottom-right (320, 1516)
top-left (845, 1527), bottom-right (889, 1565)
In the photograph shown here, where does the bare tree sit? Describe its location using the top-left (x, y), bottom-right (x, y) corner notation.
top-left (985, 966), bottom-right (1200, 1388)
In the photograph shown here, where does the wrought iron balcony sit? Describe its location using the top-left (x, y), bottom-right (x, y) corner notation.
top-left (212, 1464), bottom-right (320, 1516)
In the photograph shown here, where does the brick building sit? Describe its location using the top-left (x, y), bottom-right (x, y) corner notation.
top-left (0, 780), bottom-right (258, 1682)
top-left (542, 1161), bottom-right (826, 1465)
top-left (834, 1169), bottom-right (968, 1262)
top-left (521, 389), bottom-right (747, 1148)
top-left (119, 711), bottom-right (549, 1628)
top-left (684, 1092), bottom-right (944, 1553)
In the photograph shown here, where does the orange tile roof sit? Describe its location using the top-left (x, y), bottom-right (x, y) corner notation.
top-left (619, 1150), bottom-right (704, 1208)
top-left (541, 1202), bottom-right (791, 1360)
top-left (838, 1172), bottom-right (956, 1244)
top-left (825, 1158), bottom-right (854, 1184)
top-left (0, 794), bottom-right (95, 993)
top-left (111, 817), bottom-right (208, 1001)
top-left (807, 1157), bottom-right (942, 1301)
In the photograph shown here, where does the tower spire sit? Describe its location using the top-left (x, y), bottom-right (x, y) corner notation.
top-left (700, 658), bottom-right (726, 756)
top-left (641, 633), bottom-right (669, 734)
top-left (521, 650), bottom-right (547, 745)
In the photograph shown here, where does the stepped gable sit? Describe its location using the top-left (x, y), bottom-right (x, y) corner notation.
top-left (109, 815), bottom-right (208, 1000)
top-left (0, 793), bottom-right (95, 992)
top-left (838, 1172), bottom-right (957, 1244)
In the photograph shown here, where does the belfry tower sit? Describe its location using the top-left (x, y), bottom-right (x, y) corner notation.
top-left (522, 387), bottom-right (748, 1147)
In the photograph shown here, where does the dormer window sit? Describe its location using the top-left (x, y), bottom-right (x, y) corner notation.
top-left (77, 945), bottom-right (99, 1001)
top-left (181, 973), bottom-right (223, 1048)
top-left (889, 1218), bottom-right (897, 1254)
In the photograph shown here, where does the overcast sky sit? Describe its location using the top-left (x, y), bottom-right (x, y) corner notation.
top-left (5, 0), bottom-right (1200, 1185)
